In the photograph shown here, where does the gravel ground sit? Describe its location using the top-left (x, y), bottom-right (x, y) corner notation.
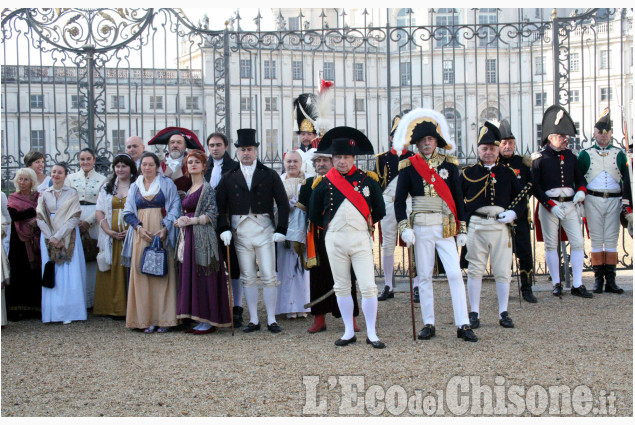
top-left (1, 271), bottom-right (632, 417)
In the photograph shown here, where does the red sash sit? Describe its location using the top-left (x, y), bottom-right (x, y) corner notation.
top-left (326, 167), bottom-right (371, 223)
top-left (409, 154), bottom-right (459, 229)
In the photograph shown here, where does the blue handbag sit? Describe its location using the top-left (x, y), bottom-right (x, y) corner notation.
top-left (140, 235), bottom-right (168, 277)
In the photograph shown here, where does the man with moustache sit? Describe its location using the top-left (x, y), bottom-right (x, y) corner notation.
top-left (204, 131), bottom-right (244, 326)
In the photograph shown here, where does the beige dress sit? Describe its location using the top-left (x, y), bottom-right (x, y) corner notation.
top-left (125, 193), bottom-right (178, 329)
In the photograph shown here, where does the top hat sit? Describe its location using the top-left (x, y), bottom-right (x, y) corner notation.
top-left (234, 128), bottom-right (260, 148)
top-left (317, 126), bottom-right (374, 156)
top-left (594, 108), bottom-right (612, 134)
top-left (477, 121), bottom-right (502, 146)
top-left (148, 127), bottom-right (203, 150)
top-left (541, 105), bottom-right (576, 146)
top-left (498, 119), bottom-right (515, 140)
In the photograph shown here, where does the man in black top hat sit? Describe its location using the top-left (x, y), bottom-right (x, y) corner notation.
top-left (497, 119), bottom-right (537, 303)
top-left (394, 108), bottom-right (477, 343)
top-left (531, 105), bottom-right (592, 298)
top-left (308, 126), bottom-right (386, 348)
top-left (577, 108), bottom-right (632, 294)
top-left (216, 128), bottom-right (290, 333)
top-left (204, 131), bottom-right (244, 326)
top-left (374, 112), bottom-right (417, 302)
top-left (461, 122), bottom-right (524, 330)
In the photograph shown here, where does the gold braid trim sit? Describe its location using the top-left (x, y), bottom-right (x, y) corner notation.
top-left (366, 170), bottom-right (379, 182)
top-left (522, 155), bottom-right (532, 168)
top-left (461, 166), bottom-right (488, 183)
top-left (444, 154), bottom-right (458, 166)
top-left (398, 158), bottom-right (412, 171)
top-left (295, 202), bottom-right (307, 211)
top-left (311, 176), bottom-right (323, 189)
top-left (398, 219), bottom-right (411, 234)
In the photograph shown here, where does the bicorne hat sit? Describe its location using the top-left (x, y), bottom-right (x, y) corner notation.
top-left (498, 119), bottom-right (515, 140)
top-left (148, 127), bottom-right (203, 150)
top-left (392, 108), bottom-right (454, 153)
top-left (594, 108), bottom-right (612, 134)
top-left (317, 126), bottom-right (374, 156)
top-left (541, 105), bottom-right (576, 146)
top-left (477, 121), bottom-right (502, 146)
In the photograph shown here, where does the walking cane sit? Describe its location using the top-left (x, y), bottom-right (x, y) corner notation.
top-left (226, 244), bottom-right (235, 336)
top-left (510, 224), bottom-right (522, 307)
top-left (407, 245), bottom-right (416, 341)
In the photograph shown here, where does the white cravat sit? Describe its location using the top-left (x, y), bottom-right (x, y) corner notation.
top-left (166, 155), bottom-right (184, 173)
top-left (210, 158), bottom-right (223, 189)
top-left (240, 162), bottom-right (257, 189)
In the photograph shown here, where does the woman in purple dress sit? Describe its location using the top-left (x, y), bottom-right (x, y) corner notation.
top-left (175, 149), bottom-right (231, 334)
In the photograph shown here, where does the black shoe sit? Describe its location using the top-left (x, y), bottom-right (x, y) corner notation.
top-left (335, 335), bottom-right (357, 346)
top-left (604, 265), bottom-right (624, 294)
top-left (468, 312), bottom-right (480, 329)
top-left (233, 306), bottom-right (244, 327)
top-left (499, 311), bottom-right (515, 328)
top-left (366, 337), bottom-right (386, 349)
top-left (457, 325), bottom-right (478, 342)
top-left (552, 284), bottom-right (563, 297)
top-left (378, 285), bottom-right (394, 301)
top-left (417, 324), bottom-right (436, 340)
top-left (592, 265), bottom-right (605, 293)
top-left (243, 322), bottom-right (261, 333)
top-left (413, 287), bottom-right (420, 303)
top-left (267, 322), bottom-right (282, 333)
top-left (571, 285), bottom-right (593, 298)
top-left (521, 290), bottom-right (537, 303)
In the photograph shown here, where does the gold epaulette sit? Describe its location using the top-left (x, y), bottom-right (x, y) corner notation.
top-left (398, 158), bottom-right (412, 171)
top-left (522, 155), bottom-right (532, 168)
top-left (311, 176), bottom-right (323, 189)
top-left (366, 170), bottom-right (379, 182)
top-left (444, 154), bottom-right (458, 166)
top-left (375, 151), bottom-right (389, 157)
top-left (530, 151), bottom-right (542, 160)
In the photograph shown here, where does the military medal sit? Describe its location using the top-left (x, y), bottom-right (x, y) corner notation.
top-left (491, 172), bottom-right (496, 184)
top-left (560, 154), bottom-right (564, 165)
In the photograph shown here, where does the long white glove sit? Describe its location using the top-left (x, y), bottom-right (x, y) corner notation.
top-left (401, 228), bottom-right (415, 248)
top-left (497, 210), bottom-right (517, 224)
top-left (220, 230), bottom-right (232, 246)
top-left (272, 233), bottom-right (286, 243)
top-left (573, 190), bottom-right (586, 204)
top-left (550, 204), bottom-right (566, 220)
top-left (456, 233), bottom-right (467, 247)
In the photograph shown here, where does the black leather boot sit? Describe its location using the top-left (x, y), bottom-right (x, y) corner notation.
top-left (233, 306), bottom-right (244, 328)
top-left (520, 272), bottom-right (537, 303)
top-left (592, 265), bottom-right (605, 294)
top-left (604, 265), bottom-right (624, 294)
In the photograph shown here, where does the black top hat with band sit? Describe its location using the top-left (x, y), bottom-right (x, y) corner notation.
top-left (294, 93), bottom-right (318, 134)
top-left (148, 127), bottom-right (203, 150)
top-left (541, 105), bottom-right (576, 146)
top-left (477, 121), bottom-right (502, 146)
top-left (594, 108), bottom-right (612, 134)
top-left (498, 119), bottom-right (515, 140)
top-left (234, 128), bottom-right (260, 148)
top-left (317, 126), bottom-right (374, 156)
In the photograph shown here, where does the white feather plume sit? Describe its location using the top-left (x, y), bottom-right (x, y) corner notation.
top-left (392, 108), bottom-right (454, 154)
top-left (315, 85), bottom-right (334, 136)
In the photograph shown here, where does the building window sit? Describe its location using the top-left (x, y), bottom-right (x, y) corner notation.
top-left (31, 130), bottom-right (45, 151)
top-left (30, 94), bottom-right (43, 109)
top-left (354, 98), bottom-right (365, 112)
top-left (478, 8), bottom-right (497, 47)
top-left (443, 107), bottom-right (462, 146)
top-left (323, 62), bottom-right (335, 81)
top-left (265, 97), bottom-right (278, 112)
top-left (486, 59), bottom-right (497, 83)
top-left (535, 92), bottom-right (547, 106)
top-left (240, 59), bottom-right (251, 79)
top-left (185, 96), bottom-right (199, 110)
top-left (396, 8), bottom-right (416, 27)
top-left (265, 129), bottom-right (279, 159)
top-left (70, 95), bottom-right (86, 109)
top-left (264, 60), bottom-right (276, 79)
top-left (112, 129), bottom-right (126, 151)
top-left (600, 50), bottom-right (609, 69)
top-left (150, 96), bottom-right (163, 110)
top-left (436, 9), bottom-right (460, 48)
top-left (111, 95), bottom-right (125, 110)
top-left (535, 56), bottom-right (546, 75)
top-left (240, 96), bottom-right (252, 112)
top-left (569, 89), bottom-right (580, 103)
top-left (353, 63), bottom-right (364, 82)
top-left (536, 124), bottom-right (542, 145)
top-left (292, 61), bottom-right (303, 80)
top-left (600, 87), bottom-right (612, 102)
top-left (400, 62), bottom-right (411, 86)
top-left (570, 53), bottom-right (579, 72)
top-left (288, 17), bottom-right (300, 31)
top-left (443, 60), bottom-right (454, 84)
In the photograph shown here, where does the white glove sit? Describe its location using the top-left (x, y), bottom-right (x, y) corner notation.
top-left (456, 233), bottom-right (467, 247)
top-left (573, 190), bottom-right (586, 204)
top-left (272, 233), bottom-right (286, 243)
top-left (401, 228), bottom-right (415, 248)
top-left (220, 230), bottom-right (232, 246)
top-left (497, 210), bottom-right (517, 224)
top-left (626, 213), bottom-right (633, 224)
top-left (550, 204), bottom-right (566, 220)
